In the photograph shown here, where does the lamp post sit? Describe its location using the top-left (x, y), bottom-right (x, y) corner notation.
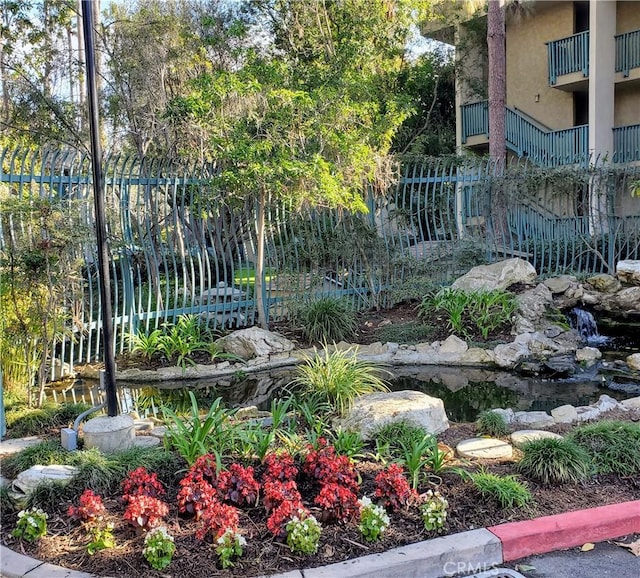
top-left (81, 0), bottom-right (118, 416)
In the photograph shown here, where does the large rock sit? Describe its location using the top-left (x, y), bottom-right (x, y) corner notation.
top-left (517, 284), bottom-right (553, 326)
top-left (493, 340), bottom-right (531, 369)
top-left (217, 327), bottom-right (295, 360)
top-left (452, 258), bottom-right (537, 292)
top-left (513, 411), bottom-right (555, 429)
top-left (544, 275), bottom-right (577, 294)
top-left (616, 260), bottom-right (640, 286)
top-left (551, 405), bottom-right (579, 424)
top-left (585, 274), bottom-right (621, 294)
top-left (627, 353), bottom-right (640, 371)
top-left (339, 391), bottom-right (449, 440)
top-left (12, 465), bottom-right (78, 497)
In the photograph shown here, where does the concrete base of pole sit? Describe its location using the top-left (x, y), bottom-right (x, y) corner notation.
top-left (82, 414), bottom-right (135, 453)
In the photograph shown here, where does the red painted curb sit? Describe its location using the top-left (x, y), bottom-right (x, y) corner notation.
top-left (487, 499), bottom-right (640, 561)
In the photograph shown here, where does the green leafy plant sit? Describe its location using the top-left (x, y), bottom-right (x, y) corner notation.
top-left (399, 433), bottom-right (443, 489)
top-left (292, 346), bottom-right (389, 416)
top-left (143, 526), bottom-right (175, 571)
top-left (129, 328), bottom-right (164, 360)
top-left (215, 528), bottom-right (246, 569)
top-left (5, 402), bottom-right (91, 440)
top-left (87, 523), bottom-right (116, 555)
top-left (468, 470), bottom-right (532, 509)
top-left (12, 508), bottom-right (48, 542)
top-left (162, 392), bottom-right (236, 466)
top-left (374, 421), bottom-right (430, 461)
top-left (568, 420), bottom-right (640, 476)
top-left (420, 489), bottom-right (448, 533)
top-left (358, 496), bottom-right (390, 542)
top-left (420, 287), bottom-right (517, 341)
top-left (285, 510), bottom-right (322, 555)
top-left (476, 410), bottom-right (509, 437)
top-left (330, 428), bottom-right (365, 459)
top-left (295, 297), bottom-right (358, 343)
top-left (517, 437), bottom-right (592, 485)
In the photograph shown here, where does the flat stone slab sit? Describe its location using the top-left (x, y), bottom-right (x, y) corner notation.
top-left (514, 411), bottom-right (555, 429)
top-left (510, 430), bottom-right (563, 449)
top-left (133, 436), bottom-right (161, 448)
top-left (456, 438), bottom-right (513, 459)
top-left (0, 436), bottom-right (42, 457)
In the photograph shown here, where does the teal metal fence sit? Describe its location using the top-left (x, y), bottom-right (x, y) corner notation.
top-left (546, 30), bottom-right (589, 85)
top-left (613, 124), bottom-right (640, 163)
top-left (1, 149), bottom-right (640, 380)
top-left (461, 101), bottom-right (489, 143)
top-left (615, 28), bottom-right (640, 77)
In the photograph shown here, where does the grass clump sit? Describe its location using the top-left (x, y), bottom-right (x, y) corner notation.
top-left (295, 297), bottom-right (357, 344)
top-left (374, 420), bottom-right (430, 460)
top-left (5, 402), bottom-right (91, 439)
top-left (516, 438), bottom-right (592, 484)
top-left (568, 420), bottom-right (640, 476)
top-left (292, 346), bottom-right (389, 416)
top-left (373, 321), bottom-right (436, 346)
top-left (468, 470), bottom-right (532, 509)
top-left (476, 411), bottom-right (509, 437)
top-left (1, 440), bottom-right (71, 479)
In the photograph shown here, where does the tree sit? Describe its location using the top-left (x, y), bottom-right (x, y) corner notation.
top-left (487, 0), bottom-right (505, 167)
top-left (169, 0), bottom-right (426, 327)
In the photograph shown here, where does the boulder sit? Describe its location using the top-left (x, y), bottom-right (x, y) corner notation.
top-left (339, 391), bottom-right (449, 440)
top-left (585, 274), bottom-right (621, 294)
top-left (616, 260), bottom-right (640, 286)
top-left (543, 275), bottom-right (577, 294)
top-left (491, 408), bottom-right (515, 424)
top-left (494, 341), bottom-right (531, 369)
top-left (621, 396), bottom-right (640, 410)
top-left (452, 258), bottom-right (537, 292)
top-left (513, 411), bottom-right (555, 429)
top-left (627, 353), bottom-right (640, 371)
top-left (217, 328), bottom-right (295, 360)
top-left (575, 347), bottom-right (602, 364)
top-left (12, 465), bottom-right (78, 497)
top-left (593, 394), bottom-right (620, 413)
top-left (438, 335), bottom-right (468, 355)
top-left (543, 354), bottom-right (577, 376)
top-left (551, 405), bottom-right (579, 424)
top-left (516, 284), bottom-right (553, 326)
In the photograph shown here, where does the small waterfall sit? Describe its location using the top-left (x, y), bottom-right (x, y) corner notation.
top-left (570, 308), bottom-right (608, 345)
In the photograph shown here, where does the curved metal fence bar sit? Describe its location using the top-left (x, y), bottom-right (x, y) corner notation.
top-left (1, 148), bottom-right (640, 384)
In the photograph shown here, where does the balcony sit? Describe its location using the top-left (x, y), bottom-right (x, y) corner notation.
top-left (546, 31), bottom-right (589, 87)
top-left (613, 124), bottom-right (640, 163)
top-left (615, 29), bottom-right (640, 79)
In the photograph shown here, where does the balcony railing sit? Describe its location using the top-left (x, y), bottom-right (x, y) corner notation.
top-left (460, 101), bottom-right (589, 167)
top-left (615, 29), bottom-right (640, 77)
top-left (613, 124), bottom-right (640, 163)
top-left (546, 30), bottom-right (589, 85)
top-left (460, 101), bottom-right (488, 143)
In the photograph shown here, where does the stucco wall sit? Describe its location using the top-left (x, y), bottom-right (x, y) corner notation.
top-left (616, 1), bottom-right (640, 34)
top-left (506, 2), bottom-right (574, 129)
top-left (615, 84), bottom-right (640, 126)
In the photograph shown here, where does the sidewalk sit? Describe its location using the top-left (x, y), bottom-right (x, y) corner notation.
top-left (1, 500), bottom-right (639, 578)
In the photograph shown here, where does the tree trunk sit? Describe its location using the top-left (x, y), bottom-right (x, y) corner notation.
top-left (487, 0), bottom-right (506, 167)
top-left (254, 188), bottom-right (268, 329)
top-left (487, 0), bottom-right (508, 246)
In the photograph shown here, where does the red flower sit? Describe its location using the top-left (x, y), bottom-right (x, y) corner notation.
top-left (216, 463), bottom-right (259, 506)
top-left (123, 494), bottom-right (169, 531)
top-left (314, 483), bottom-right (359, 521)
top-left (262, 452), bottom-right (298, 484)
top-left (195, 501), bottom-right (239, 541)
top-left (121, 467), bottom-right (165, 503)
top-left (374, 464), bottom-right (414, 510)
top-left (68, 489), bottom-right (105, 522)
top-left (177, 470), bottom-right (217, 520)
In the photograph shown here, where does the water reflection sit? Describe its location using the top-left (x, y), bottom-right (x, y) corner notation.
top-left (58, 363), bottom-right (635, 423)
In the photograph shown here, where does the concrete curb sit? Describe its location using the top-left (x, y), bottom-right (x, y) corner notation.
top-left (1, 501), bottom-right (638, 578)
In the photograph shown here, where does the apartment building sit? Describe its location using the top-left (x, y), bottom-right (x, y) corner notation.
top-left (423, 0), bottom-right (640, 167)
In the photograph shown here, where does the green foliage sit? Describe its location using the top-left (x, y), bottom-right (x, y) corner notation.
top-left (516, 438), bottom-right (592, 485)
top-left (5, 402), bottom-right (91, 439)
top-left (476, 411), bottom-right (510, 437)
top-left (373, 421), bottom-right (430, 461)
top-left (12, 507), bottom-right (48, 542)
top-left (143, 526), bottom-right (176, 571)
top-left (162, 392), bottom-right (236, 466)
top-left (292, 346), bottom-right (389, 416)
top-left (398, 434), bottom-right (442, 489)
top-left (129, 328), bottom-right (164, 361)
top-left (358, 497), bottom-right (390, 542)
top-left (373, 321), bottom-right (437, 346)
top-left (420, 287), bottom-right (517, 341)
top-left (329, 429), bottom-right (365, 459)
top-left (1, 440), bottom-right (70, 479)
top-left (295, 297), bottom-right (358, 344)
top-left (469, 470), bottom-right (532, 510)
top-left (215, 528), bottom-right (246, 569)
top-left (286, 512), bottom-right (322, 555)
top-left (87, 523), bottom-right (116, 555)
top-left (568, 421), bottom-right (640, 476)
top-left (420, 489), bottom-right (449, 533)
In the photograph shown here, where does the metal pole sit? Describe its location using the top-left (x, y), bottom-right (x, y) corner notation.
top-left (81, 0), bottom-right (118, 416)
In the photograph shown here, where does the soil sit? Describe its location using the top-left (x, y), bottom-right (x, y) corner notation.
top-left (3, 301), bottom-right (640, 577)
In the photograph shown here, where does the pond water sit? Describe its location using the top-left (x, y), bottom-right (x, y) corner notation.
top-left (64, 362), bottom-right (637, 424)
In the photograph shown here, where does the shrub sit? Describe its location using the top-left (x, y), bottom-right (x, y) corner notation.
top-left (313, 482), bottom-right (359, 522)
top-left (420, 287), bottom-right (517, 341)
top-left (293, 346), bottom-right (389, 415)
top-left (568, 420), bottom-right (640, 476)
top-left (262, 452), bottom-right (298, 484)
top-left (68, 489), bottom-right (106, 523)
top-left (177, 471), bottom-right (218, 520)
top-left (420, 490), bottom-right (448, 533)
top-left (12, 508), bottom-right (48, 542)
top-left (286, 510), bottom-right (322, 555)
top-left (374, 421), bottom-right (430, 461)
top-left (295, 297), bottom-right (358, 343)
top-left (121, 467), bottom-right (166, 502)
top-left (216, 464), bottom-right (259, 507)
top-left (303, 440), bottom-right (359, 491)
top-left (123, 495), bottom-right (169, 532)
top-left (143, 526), bottom-right (175, 571)
top-left (196, 501), bottom-right (240, 542)
top-left (517, 438), bottom-right (592, 484)
top-left (374, 463), bottom-right (413, 510)
top-left (358, 497), bottom-right (390, 542)
top-left (469, 470), bottom-right (532, 509)
top-left (476, 411), bottom-right (509, 437)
